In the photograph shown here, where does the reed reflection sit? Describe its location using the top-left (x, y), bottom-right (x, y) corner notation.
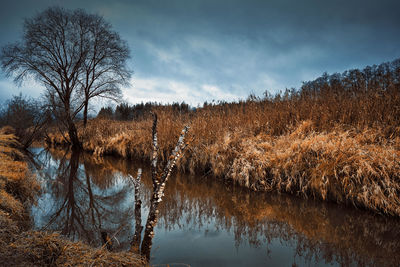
top-left (164, 174), bottom-right (400, 266)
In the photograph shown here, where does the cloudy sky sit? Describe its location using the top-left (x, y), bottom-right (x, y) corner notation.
top-left (1, 0), bottom-right (399, 107)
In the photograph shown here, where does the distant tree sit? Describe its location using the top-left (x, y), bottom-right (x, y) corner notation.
top-left (171, 102), bottom-right (189, 114)
top-left (97, 106), bottom-right (114, 119)
top-left (115, 102), bottom-right (133, 120)
top-left (0, 7), bottom-right (131, 147)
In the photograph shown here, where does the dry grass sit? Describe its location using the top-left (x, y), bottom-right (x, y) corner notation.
top-left (0, 127), bottom-right (146, 266)
top-left (211, 121), bottom-right (400, 215)
top-left (0, 127), bottom-right (38, 224)
top-left (45, 74), bottom-right (400, 217)
top-left (3, 231), bottom-right (146, 266)
top-left (47, 113), bottom-right (400, 216)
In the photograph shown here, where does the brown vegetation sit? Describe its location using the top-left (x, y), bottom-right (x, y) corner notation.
top-left (0, 127), bottom-right (38, 226)
top-left (0, 94), bottom-right (49, 149)
top-left (0, 127), bottom-right (146, 266)
top-left (46, 59), bottom-right (400, 216)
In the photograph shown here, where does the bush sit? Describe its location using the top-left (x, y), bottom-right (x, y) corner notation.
top-left (0, 94), bottom-right (50, 148)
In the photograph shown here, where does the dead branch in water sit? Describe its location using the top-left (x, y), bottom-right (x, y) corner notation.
top-left (140, 113), bottom-right (190, 260)
top-left (129, 168), bottom-right (143, 253)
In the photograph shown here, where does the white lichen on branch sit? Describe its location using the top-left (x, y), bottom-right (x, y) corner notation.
top-left (128, 168), bottom-right (142, 191)
top-left (140, 113), bottom-right (190, 260)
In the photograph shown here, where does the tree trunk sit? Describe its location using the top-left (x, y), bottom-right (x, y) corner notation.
top-left (68, 121), bottom-right (81, 149)
top-left (140, 194), bottom-right (160, 260)
top-left (83, 99), bottom-right (89, 127)
top-left (130, 181), bottom-right (143, 253)
top-left (63, 148), bottom-right (80, 235)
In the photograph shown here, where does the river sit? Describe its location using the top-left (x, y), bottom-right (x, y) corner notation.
top-left (29, 147), bottom-right (400, 267)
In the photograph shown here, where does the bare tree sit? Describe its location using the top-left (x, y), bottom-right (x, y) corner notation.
top-left (0, 7), bottom-right (131, 147)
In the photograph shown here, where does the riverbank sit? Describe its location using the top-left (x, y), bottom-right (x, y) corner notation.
top-left (0, 127), bottom-right (145, 266)
top-left (46, 112), bottom-right (400, 217)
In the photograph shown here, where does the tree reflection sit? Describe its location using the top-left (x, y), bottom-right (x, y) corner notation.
top-left (35, 148), bottom-right (135, 249)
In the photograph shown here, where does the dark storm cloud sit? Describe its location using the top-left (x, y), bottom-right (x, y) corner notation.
top-left (1, 0), bottom-right (399, 106)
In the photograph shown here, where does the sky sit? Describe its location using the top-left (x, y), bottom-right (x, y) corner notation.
top-left (0, 0), bottom-right (399, 108)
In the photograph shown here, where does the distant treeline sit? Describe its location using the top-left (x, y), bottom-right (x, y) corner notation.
top-left (97, 58), bottom-right (400, 133)
top-left (275, 57), bottom-right (400, 132)
top-left (196, 57), bottom-right (400, 135)
top-left (98, 102), bottom-right (191, 121)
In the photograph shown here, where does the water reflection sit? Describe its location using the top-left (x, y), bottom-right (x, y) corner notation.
top-left (32, 148), bottom-right (135, 249)
top-left (31, 148), bottom-right (400, 266)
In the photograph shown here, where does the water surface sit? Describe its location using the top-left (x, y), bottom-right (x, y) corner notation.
top-left (30, 148), bottom-right (400, 266)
